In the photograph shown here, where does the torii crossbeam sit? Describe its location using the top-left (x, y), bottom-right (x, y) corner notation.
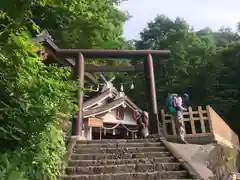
top-left (43, 37), bottom-right (170, 135)
top-left (55, 49), bottom-right (171, 136)
top-left (36, 31), bottom-right (170, 135)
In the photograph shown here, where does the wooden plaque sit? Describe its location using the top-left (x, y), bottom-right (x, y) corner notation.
top-left (88, 118), bottom-right (103, 127)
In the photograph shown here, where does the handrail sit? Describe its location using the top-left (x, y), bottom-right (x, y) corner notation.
top-left (161, 105), bottom-right (240, 149)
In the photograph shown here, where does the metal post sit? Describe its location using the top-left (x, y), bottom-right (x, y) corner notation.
top-left (144, 54), bottom-right (159, 134)
top-left (74, 53), bottom-right (84, 136)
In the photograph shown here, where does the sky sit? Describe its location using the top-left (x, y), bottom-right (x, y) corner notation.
top-left (119, 0), bottom-right (240, 40)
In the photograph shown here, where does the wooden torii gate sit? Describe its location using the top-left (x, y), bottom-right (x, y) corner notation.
top-left (43, 38), bottom-right (170, 136)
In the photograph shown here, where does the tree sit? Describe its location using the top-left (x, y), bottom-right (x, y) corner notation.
top-left (30, 0), bottom-right (128, 49)
top-left (0, 0), bottom-right (129, 179)
top-left (127, 15), bottom-right (240, 136)
top-left (130, 15), bottom-right (215, 109)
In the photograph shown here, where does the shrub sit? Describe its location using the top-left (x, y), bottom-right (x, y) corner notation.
top-left (0, 30), bottom-right (76, 179)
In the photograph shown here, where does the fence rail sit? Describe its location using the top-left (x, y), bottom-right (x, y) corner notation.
top-left (161, 106), bottom-right (211, 136)
top-left (161, 105), bottom-right (239, 148)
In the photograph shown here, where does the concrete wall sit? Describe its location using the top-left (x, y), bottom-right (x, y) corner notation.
top-left (207, 106), bottom-right (240, 149)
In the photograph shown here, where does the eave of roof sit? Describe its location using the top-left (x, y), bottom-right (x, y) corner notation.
top-left (83, 96), bottom-right (141, 118)
top-left (124, 96), bottom-right (141, 111)
top-left (83, 88), bottom-right (118, 110)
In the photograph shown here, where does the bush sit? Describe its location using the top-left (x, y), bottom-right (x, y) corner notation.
top-left (0, 30), bottom-right (76, 179)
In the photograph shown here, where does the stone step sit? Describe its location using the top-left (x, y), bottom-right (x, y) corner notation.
top-left (74, 142), bottom-right (162, 148)
top-left (62, 170), bottom-right (191, 180)
top-left (76, 138), bottom-right (160, 144)
top-left (66, 162), bottom-right (183, 175)
top-left (73, 146), bottom-right (167, 154)
top-left (71, 151), bottom-right (171, 160)
top-left (68, 157), bottom-right (177, 166)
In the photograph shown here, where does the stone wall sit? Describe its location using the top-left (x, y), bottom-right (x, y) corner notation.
top-left (207, 144), bottom-right (240, 179)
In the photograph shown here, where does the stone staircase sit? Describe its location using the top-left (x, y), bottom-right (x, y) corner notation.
top-left (61, 138), bottom-right (195, 180)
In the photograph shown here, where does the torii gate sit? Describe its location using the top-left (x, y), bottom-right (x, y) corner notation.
top-left (46, 42), bottom-right (170, 135)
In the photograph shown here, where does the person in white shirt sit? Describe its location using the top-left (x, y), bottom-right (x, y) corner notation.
top-left (175, 94), bottom-right (188, 143)
top-left (176, 95), bottom-right (186, 111)
top-left (135, 110), bottom-right (149, 138)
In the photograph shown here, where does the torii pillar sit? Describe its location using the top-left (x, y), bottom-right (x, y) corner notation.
top-left (56, 49), bottom-right (170, 136)
top-left (144, 54), bottom-right (159, 134)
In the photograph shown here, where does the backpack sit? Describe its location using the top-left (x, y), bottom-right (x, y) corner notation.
top-left (167, 94), bottom-right (177, 113)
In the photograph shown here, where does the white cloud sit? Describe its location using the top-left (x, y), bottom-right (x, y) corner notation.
top-left (119, 0), bottom-right (240, 39)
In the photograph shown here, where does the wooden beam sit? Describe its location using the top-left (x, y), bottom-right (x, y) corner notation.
top-left (44, 38), bottom-right (170, 59)
top-left (44, 49), bottom-right (143, 73)
top-left (58, 49), bottom-right (170, 59)
top-left (85, 64), bottom-right (144, 72)
top-left (43, 39), bottom-right (145, 72)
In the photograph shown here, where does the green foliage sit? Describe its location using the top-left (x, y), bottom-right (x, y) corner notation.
top-left (121, 15), bottom-right (240, 135)
top-left (30, 0), bottom-right (128, 49)
top-left (0, 153), bottom-right (28, 180)
top-left (0, 0), bottom-right (127, 179)
top-left (29, 0), bottom-right (129, 80)
top-left (28, 123), bottom-right (66, 179)
top-left (0, 30), bottom-right (76, 179)
top-left (3, 0), bottom-right (240, 178)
